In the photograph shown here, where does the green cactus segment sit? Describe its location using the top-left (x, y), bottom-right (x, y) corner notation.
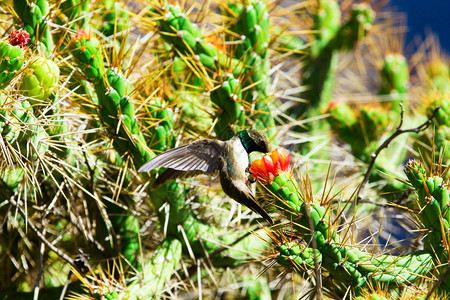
top-left (102, 0), bottom-right (129, 37)
top-left (310, 0), bottom-right (341, 58)
top-left (405, 160), bottom-right (450, 292)
top-left (211, 75), bottom-right (245, 140)
top-left (157, 4), bottom-right (243, 76)
top-left (145, 97), bottom-right (174, 153)
top-left (426, 60), bottom-right (450, 95)
top-left (156, 4), bottom-right (253, 139)
top-left (73, 33), bottom-right (104, 83)
top-left (279, 241), bottom-right (432, 287)
top-left (294, 1), bottom-right (374, 120)
top-left (262, 172), bottom-right (433, 287)
top-left (328, 103), bottom-right (389, 162)
top-left (379, 54), bottom-right (409, 113)
top-left (430, 98), bottom-right (449, 128)
top-left (415, 66), bottom-right (449, 161)
top-left (336, 4), bottom-right (375, 51)
top-left (232, 1), bottom-right (269, 58)
top-left (179, 95), bottom-right (213, 133)
top-left (327, 102), bottom-right (357, 145)
top-left (20, 57), bottom-right (60, 105)
top-left (72, 33), bottom-right (151, 167)
top-left (276, 241), bottom-right (322, 271)
top-left (229, 0), bottom-right (276, 138)
top-left (0, 167), bottom-right (24, 191)
top-left (149, 181), bottom-right (227, 256)
top-left (0, 42), bottom-right (25, 88)
top-left (13, 0), bottom-right (54, 55)
top-left (94, 69), bottom-right (152, 168)
top-left (122, 217), bottom-right (140, 266)
top-left (427, 98), bottom-right (449, 161)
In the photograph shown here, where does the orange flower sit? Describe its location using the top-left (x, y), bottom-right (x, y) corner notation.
top-left (74, 29), bottom-right (91, 41)
top-left (249, 148), bottom-right (291, 184)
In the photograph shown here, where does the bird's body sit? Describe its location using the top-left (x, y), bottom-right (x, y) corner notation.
top-left (139, 130), bottom-right (272, 224)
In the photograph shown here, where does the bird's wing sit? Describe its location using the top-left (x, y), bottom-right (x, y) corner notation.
top-left (138, 139), bottom-right (225, 184)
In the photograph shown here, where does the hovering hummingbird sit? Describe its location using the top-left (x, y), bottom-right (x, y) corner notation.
top-left (138, 130), bottom-right (273, 224)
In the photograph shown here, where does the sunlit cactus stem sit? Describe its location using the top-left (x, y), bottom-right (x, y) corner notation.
top-left (145, 97), bottom-right (175, 152)
top-left (379, 53), bottom-right (409, 114)
top-left (0, 31), bottom-right (29, 89)
top-left (154, 3), bottom-right (250, 139)
top-left (211, 74), bottom-right (245, 140)
top-left (251, 150), bottom-right (434, 288)
top-left (293, 1), bottom-right (374, 119)
top-left (72, 30), bottom-right (152, 167)
top-left (228, 0), bottom-right (277, 139)
top-left (102, 0), bottom-right (129, 38)
top-left (13, 0), bottom-right (54, 55)
top-left (405, 159), bottom-right (450, 293)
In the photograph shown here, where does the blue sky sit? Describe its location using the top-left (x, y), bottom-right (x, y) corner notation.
top-left (389, 0), bottom-right (450, 53)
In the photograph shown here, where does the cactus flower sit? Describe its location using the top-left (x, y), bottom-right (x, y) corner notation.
top-left (249, 148), bottom-right (291, 184)
top-left (8, 30), bottom-right (30, 48)
top-left (74, 29), bottom-right (91, 41)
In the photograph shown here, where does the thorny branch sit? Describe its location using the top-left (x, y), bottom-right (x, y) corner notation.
top-left (354, 105), bottom-right (441, 205)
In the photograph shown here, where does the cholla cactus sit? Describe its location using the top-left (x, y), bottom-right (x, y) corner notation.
top-left (13, 0), bottom-right (54, 54)
top-left (0, 31), bottom-right (28, 88)
top-left (251, 149), bottom-right (437, 295)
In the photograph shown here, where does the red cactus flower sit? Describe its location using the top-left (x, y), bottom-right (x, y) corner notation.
top-left (75, 29), bottom-right (91, 40)
top-left (9, 30), bottom-right (31, 48)
top-left (327, 101), bottom-right (339, 111)
top-left (249, 148), bottom-right (291, 184)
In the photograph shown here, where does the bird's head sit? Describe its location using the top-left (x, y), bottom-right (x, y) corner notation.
top-left (238, 130), bottom-right (270, 154)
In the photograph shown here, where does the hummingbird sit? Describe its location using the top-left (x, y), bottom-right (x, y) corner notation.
top-left (138, 130), bottom-right (273, 224)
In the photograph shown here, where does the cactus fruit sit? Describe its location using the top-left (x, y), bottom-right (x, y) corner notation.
top-left (8, 30), bottom-right (31, 48)
top-left (19, 56), bottom-right (59, 104)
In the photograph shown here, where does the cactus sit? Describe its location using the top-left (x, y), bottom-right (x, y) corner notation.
top-left (379, 53), bottom-right (409, 113)
top-left (251, 149), bottom-right (434, 293)
top-left (0, 33), bottom-right (27, 88)
top-left (13, 0), bottom-right (54, 55)
top-left (292, 1), bottom-right (375, 119)
top-left (227, 0), bottom-right (277, 139)
top-left (405, 160), bottom-right (450, 293)
top-left (19, 56), bottom-right (60, 105)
